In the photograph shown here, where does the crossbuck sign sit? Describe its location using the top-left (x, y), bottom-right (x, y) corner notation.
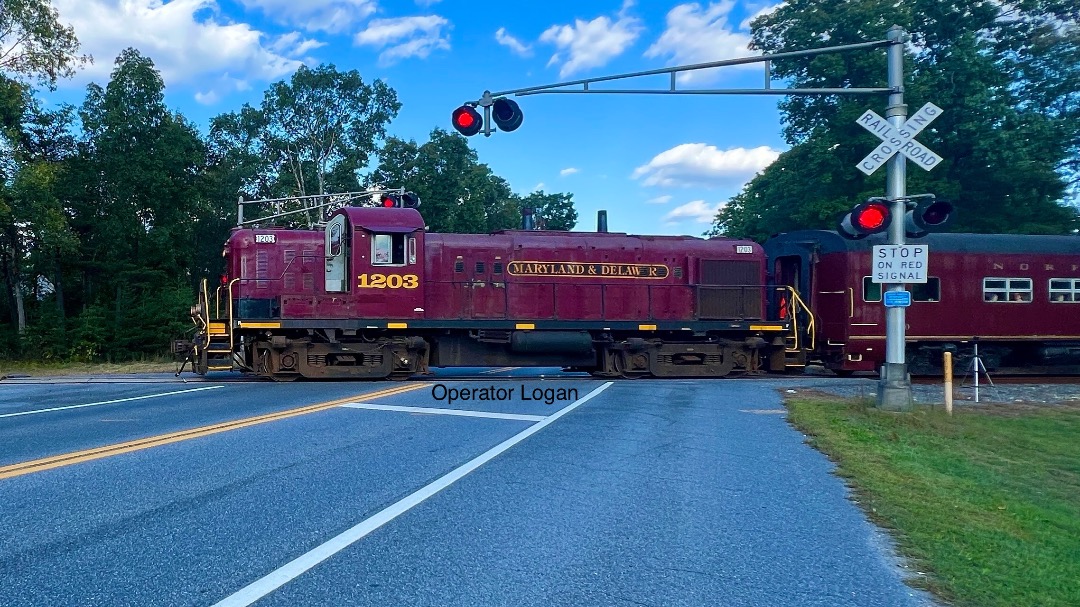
top-left (856, 103), bottom-right (943, 175)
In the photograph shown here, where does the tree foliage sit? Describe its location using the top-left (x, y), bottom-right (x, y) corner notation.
top-left (367, 128), bottom-right (578, 233)
top-left (0, 0), bottom-right (91, 88)
top-left (0, 6), bottom-right (576, 362)
top-left (519, 191), bottom-right (578, 231)
top-left (208, 64), bottom-right (400, 226)
top-left (711, 0), bottom-right (1080, 242)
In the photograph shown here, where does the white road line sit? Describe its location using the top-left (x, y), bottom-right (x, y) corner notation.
top-left (0, 386), bottom-right (226, 419)
top-left (339, 402), bottom-right (547, 422)
top-left (481, 367), bottom-right (517, 374)
top-left (213, 381), bottom-right (613, 607)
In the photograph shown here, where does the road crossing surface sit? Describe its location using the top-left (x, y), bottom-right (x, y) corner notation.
top-left (0, 370), bottom-right (937, 606)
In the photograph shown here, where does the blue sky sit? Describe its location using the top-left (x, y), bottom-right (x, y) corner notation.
top-left (41, 0), bottom-right (791, 236)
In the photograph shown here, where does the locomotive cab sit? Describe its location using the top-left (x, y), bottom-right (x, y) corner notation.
top-left (333, 206), bottom-right (426, 320)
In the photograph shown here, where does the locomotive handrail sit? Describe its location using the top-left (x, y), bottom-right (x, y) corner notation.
top-left (782, 285), bottom-right (815, 352)
top-left (227, 278), bottom-right (239, 352)
top-left (236, 189), bottom-right (405, 227)
top-left (201, 278), bottom-right (211, 328)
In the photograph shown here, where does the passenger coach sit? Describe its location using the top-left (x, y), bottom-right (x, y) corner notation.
top-left (765, 230), bottom-right (1080, 375)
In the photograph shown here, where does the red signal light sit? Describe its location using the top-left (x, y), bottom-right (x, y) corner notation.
top-left (381, 195), bottom-right (397, 207)
top-left (855, 202), bottom-right (888, 230)
top-left (838, 199), bottom-right (892, 239)
top-left (451, 105), bottom-right (483, 137)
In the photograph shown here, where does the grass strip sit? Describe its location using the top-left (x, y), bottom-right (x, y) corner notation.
top-left (0, 357), bottom-right (176, 377)
top-left (786, 395), bottom-right (1080, 607)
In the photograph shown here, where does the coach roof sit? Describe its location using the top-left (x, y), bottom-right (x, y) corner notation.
top-left (765, 230), bottom-right (1080, 256)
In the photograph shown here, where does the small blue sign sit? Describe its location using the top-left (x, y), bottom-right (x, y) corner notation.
top-left (883, 290), bottom-right (912, 307)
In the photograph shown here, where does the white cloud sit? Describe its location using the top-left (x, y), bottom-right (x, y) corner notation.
top-left (739, 2), bottom-right (781, 30)
top-left (416, 0), bottom-right (442, 5)
top-left (644, 1), bottom-right (770, 84)
top-left (539, 3), bottom-right (643, 77)
top-left (632, 143), bottom-right (780, 188)
top-left (238, 0), bottom-right (377, 34)
top-left (663, 200), bottom-right (723, 223)
top-left (53, 0), bottom-right (312, 103)
top-left (560, 167), bottom-right (580, 176)
top-left (355, 15), bottom-right (451, 65)
top-left (647, 195), bottom-right (672, 204)
top-left (533, 182), bottom-right (545, 191)
top-left (496, 27), bottom-right (532, 57)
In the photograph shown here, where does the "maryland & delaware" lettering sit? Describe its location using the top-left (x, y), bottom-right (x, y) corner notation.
top-left (507, 261), bottom-right (669, 279)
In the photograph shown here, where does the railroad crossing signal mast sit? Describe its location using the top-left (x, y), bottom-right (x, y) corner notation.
top-left (454, 26), bottom-right (944, 410)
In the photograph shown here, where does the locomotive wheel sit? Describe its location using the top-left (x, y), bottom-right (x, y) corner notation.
top-left (614, 351), bottom-right (650, 379)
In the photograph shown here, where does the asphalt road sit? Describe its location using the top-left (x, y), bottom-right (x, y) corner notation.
top-left (0, 370), bottom-right (937, 606)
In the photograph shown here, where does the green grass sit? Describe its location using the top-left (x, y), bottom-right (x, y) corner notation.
top-left (786, 396), bottom-right (1080, 607)
top-left (0, 357), bottom-right (177, 377)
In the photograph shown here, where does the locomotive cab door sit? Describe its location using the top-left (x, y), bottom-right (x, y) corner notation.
top-left (325, 215), bottom-right (348, 292)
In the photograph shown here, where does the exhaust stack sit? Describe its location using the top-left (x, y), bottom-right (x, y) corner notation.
top-left (597, 210), bottom-right (608, 233)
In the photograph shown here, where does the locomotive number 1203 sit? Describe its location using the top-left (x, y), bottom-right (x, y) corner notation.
top-left (357, 273), bottom-right (419, 289)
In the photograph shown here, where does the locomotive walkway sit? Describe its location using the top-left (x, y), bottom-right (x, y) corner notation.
top-left (0, 370), bottom-right (937, 606)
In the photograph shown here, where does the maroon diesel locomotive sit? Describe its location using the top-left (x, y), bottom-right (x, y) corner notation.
top-left (183, 203), bottom-right (791, 380)
top-left (765, 230), bottom-right (1080, 375)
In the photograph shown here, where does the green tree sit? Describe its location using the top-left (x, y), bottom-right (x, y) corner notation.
top-left (209, 64), bottom-right (400, 226)
top-left (69, 49), bottom-right (206, 359)
top-left (518, 190), bottom-right (578, 231)
top-left (711, 0), bottom-right (1080, 242)
top-left (367, 128), bottom-right (523, 233)
top-left (0, 77), bottom-right (78, 337)
top-left (0, 0), bottom-right (91, 88)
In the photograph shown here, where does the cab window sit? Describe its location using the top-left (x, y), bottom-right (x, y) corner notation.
top-left (372, 233), bottom-right (406, 266)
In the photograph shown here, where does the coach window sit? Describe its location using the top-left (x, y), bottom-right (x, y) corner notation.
top-left (1049, 278), bottom-right (1080, 302)
top-left (372, 233), bottom-right (406, 266)
top-left (983, 277), bottom-right (1031, 302)
top-left (862, 276), bottom-right (881, 302)
top-left (911, 277), bottom-right (940, 302)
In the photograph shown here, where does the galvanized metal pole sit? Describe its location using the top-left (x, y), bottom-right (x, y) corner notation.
top-left (879, 25), bottom-right (914, 411)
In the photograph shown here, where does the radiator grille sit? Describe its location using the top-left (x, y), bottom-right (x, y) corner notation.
top-left (700, 259), bottom-right (759, 285)
top-left (697, 259), bottom-right (763, 320)
top-left (697, 287), bottom-right (763, 319)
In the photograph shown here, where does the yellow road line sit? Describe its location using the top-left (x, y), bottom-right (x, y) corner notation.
top-left (0, 383), bottom-right (425, 481)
